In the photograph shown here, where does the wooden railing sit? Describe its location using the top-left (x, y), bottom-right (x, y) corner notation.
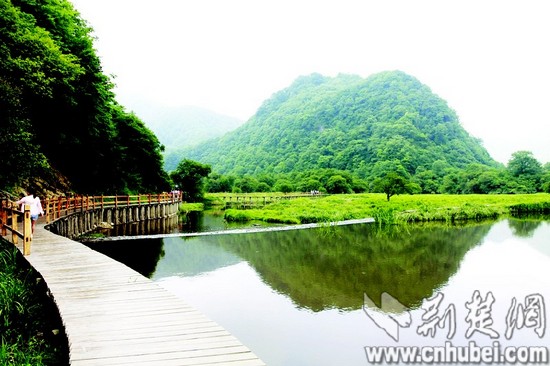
top-left (43, 192), bottom-right (182, 223)
top-left (220, 193), bottom-right (327, 208)
top-left (1, 192), bottom-right (182, 255)
top-left (0, 200), bottom-right (32, 255)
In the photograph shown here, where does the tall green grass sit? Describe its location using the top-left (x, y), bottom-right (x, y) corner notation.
top-left (223, 193), bottom-right (550, 225)
top-left (0, 239), bottom-right (68, 365)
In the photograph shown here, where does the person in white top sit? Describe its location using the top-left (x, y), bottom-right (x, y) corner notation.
top-left (16, 190), bottom-right (44, 234)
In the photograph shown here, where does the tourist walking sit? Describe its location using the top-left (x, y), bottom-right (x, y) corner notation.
top-left (16, 190), bottom-right (44, 234)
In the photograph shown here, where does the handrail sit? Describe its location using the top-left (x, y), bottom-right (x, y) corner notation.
top-left (43, 192), bottom-right (182, 224)
top-left (1, 192), bottom-right (182, 255)
top-left (0, 199), bottom-right (32, 255)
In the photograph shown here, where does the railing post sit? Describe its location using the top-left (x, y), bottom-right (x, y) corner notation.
top-left (45, 198), bottom-right (50, 223)
top-left (23, 204), bottom-right (31, 255)
top-left (0, 202), bottom-right (6, 236)
top-left (11, 204), bottom-right (18, 245)
top-left (57, 198), bottom-right (61, 220)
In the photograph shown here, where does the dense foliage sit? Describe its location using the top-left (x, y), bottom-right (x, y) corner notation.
top-left (170, 159), bottom-right (211, 202)
top-left (185, 71), bottom-right (494, 176)
top-left (186, 72), bottom-right (549, 194)
top-left (0, 0), bottom-right (169, 194)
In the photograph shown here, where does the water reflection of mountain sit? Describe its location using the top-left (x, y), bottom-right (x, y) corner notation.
top-left (86, 220), bottom-right (494, 313)
top-left (207, 222), bottom-right (492, 312)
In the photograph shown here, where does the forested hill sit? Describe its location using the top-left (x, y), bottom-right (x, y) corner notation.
top-left (1, 0), bottom-right (169, 194)
top-left (183, 71), bottom-right (497, 177)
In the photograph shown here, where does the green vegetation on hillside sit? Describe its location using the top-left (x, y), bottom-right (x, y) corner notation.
top-left (185, 71), bottom-right (496, 177)
top-left (179, 71), bottom-right (550, 195)
top-left (204, 151), bottom-right (550, 196)
top-left (1, 0), bottom-right (169, 194)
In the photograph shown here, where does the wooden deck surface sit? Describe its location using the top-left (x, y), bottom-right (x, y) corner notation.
top-left (18, 223), bottom-right (266, 366)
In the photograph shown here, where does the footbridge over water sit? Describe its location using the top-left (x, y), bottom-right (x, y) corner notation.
top-left (1, 194), bottom-right (266, 365)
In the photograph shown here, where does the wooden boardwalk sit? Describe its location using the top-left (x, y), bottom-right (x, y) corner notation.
top-left (20, 223), bottom-right (265, 366)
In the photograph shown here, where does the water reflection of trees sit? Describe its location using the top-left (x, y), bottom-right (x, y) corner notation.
top-left (507, 217), bottom-right (543, 237)
top-left (214, 222), bottom-right (492, 312)
top-left (85, 238), bottom-right (165, 278)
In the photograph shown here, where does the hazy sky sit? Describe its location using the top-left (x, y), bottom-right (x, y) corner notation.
top-left (70, 0), bottom-right (549, 164)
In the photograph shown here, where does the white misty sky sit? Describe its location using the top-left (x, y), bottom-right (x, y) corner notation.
top-left (70, 0), bottom-right (549, 164)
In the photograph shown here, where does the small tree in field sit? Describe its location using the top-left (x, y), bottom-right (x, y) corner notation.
top-left (372, 172), bottom-right (418, 201)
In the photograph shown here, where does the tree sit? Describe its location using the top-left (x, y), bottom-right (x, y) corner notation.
top-left (206, 173), bottom-right (235, 193)
top-left (372, 172), bottom-right (418, 201)
top-left (274, 179), bottom-right (294, 193)
top-left (507, 151), bottom-right (543, 192)
top-left (170, 159), bottom-right (211, 202)
top-left (233, 176), bottom-right (259, 193)
top-left (325, 175), bottom-right (351, 194)
top-left (508, 151), bottom-right (542, 177)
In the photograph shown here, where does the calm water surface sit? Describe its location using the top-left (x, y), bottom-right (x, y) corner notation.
top-left (88, 215), bottom-right (550, 365)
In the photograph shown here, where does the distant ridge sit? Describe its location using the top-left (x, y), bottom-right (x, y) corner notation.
top-left (133, 104), bottom-right (243, 170)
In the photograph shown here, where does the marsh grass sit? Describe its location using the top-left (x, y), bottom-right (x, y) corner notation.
top-left (0, 239), bottom-right (68, 365)
top-left (179, 202), bottom-right (204, 213)
top-left (223, 193), bottom-right (550, 225)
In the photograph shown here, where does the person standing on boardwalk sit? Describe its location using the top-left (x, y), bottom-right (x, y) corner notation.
top-left (16, 190), bottom-right (44, 234)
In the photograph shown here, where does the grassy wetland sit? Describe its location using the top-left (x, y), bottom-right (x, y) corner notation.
top-left (213, 193), bottom-right (550, 225)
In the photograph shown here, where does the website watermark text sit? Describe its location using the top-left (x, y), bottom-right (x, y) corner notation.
top-left (365, 341), bottom-right (548, 364)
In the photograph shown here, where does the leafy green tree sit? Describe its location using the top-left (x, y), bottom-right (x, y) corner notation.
top-left (206, 173), bottom-right (234, 193)
top-left (372, 172), bottom-right (418, 201)
top-left (508, 151), bottom-right (543, 177)
top-left (414, 169), bottom-right (439, 194)
top-left (541, 163), bottom-right (550, 193)
top-left (296, 178), bottom-right (322, 193)
top-left (170, 159), bottom-right (211, 202)
top-left (274, 179), bottom-right (294, 193)
top-left (325, 175), bottom-right (351, 194)
top-left (110, 107), bottom-right (170, 193)
top-left (507, 151), bottom-right (542, 192)
top-left (234, 176), bottom-right (259, 193)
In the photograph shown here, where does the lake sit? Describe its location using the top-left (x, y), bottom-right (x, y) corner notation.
top-left (87, 214), bottom-right (550, 365)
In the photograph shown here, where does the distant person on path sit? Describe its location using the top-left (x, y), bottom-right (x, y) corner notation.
top-left (16, 190), bottom-right (44, 234)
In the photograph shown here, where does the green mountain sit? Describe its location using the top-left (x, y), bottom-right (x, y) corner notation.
top-left (184, 71), bottom-right (496, 178)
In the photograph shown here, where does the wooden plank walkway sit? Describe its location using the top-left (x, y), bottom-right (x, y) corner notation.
top-left (18, 223), bottom-right (266, 366)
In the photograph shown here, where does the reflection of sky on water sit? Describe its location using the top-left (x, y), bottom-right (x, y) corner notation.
top-left (153, 218), bottom-right (550, 366)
